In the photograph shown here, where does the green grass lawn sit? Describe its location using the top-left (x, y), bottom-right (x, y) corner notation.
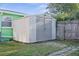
top-left (69, 50), bottom-right (79, 56)
top-left (0, 40), bottom-right (79, 56)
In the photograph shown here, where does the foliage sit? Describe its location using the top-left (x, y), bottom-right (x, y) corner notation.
top-left (75, 11), bottom-right (79, 19)
top-left (47, 3), bottom-right (79, 21)
top-left (55, 12), bottom-right (71, 21)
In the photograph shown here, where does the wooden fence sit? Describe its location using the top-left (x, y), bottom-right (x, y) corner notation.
top-left (57, 20), bottom-right (79, 40)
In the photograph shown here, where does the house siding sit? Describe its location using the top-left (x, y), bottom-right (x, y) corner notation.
top-left (0, 11), bottom-right (24, 41)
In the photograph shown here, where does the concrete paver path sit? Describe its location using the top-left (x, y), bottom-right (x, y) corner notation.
top-left (48, 46), bottom-right (79, 56)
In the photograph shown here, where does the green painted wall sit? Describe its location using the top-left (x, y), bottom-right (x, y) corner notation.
top-left (1, 28), bottom-right (13, 37)
top-left (0, 13), bottom-right (2, 32)
top-left (3, 13), bottom-right (24, 20)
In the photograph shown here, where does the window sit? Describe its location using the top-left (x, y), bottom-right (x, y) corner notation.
top-left (1, 16), bottom-right (12, 27)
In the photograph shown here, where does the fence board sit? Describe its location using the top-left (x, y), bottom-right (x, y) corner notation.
top-left (57, 20), bottom-right (79, 40)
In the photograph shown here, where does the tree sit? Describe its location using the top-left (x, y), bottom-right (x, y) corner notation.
top-left (47, 3), bottom-right (79, 21)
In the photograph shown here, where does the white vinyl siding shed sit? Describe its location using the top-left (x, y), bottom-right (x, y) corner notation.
top-left (12, 14), bottom-right (56, 43)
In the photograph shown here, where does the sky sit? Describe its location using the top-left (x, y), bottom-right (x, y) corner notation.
top-left (0, 3), bottom-right (48, 15)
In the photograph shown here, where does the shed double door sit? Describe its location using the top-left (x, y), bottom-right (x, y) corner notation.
top-left (36, 18), bottom-right (52, 42)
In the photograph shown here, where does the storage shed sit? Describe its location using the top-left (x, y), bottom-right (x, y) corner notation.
top-left (12, 14), bottom-right (56, 43)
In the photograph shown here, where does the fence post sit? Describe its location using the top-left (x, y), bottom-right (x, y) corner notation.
top-left (64, 21), bottom-right (65, 40)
